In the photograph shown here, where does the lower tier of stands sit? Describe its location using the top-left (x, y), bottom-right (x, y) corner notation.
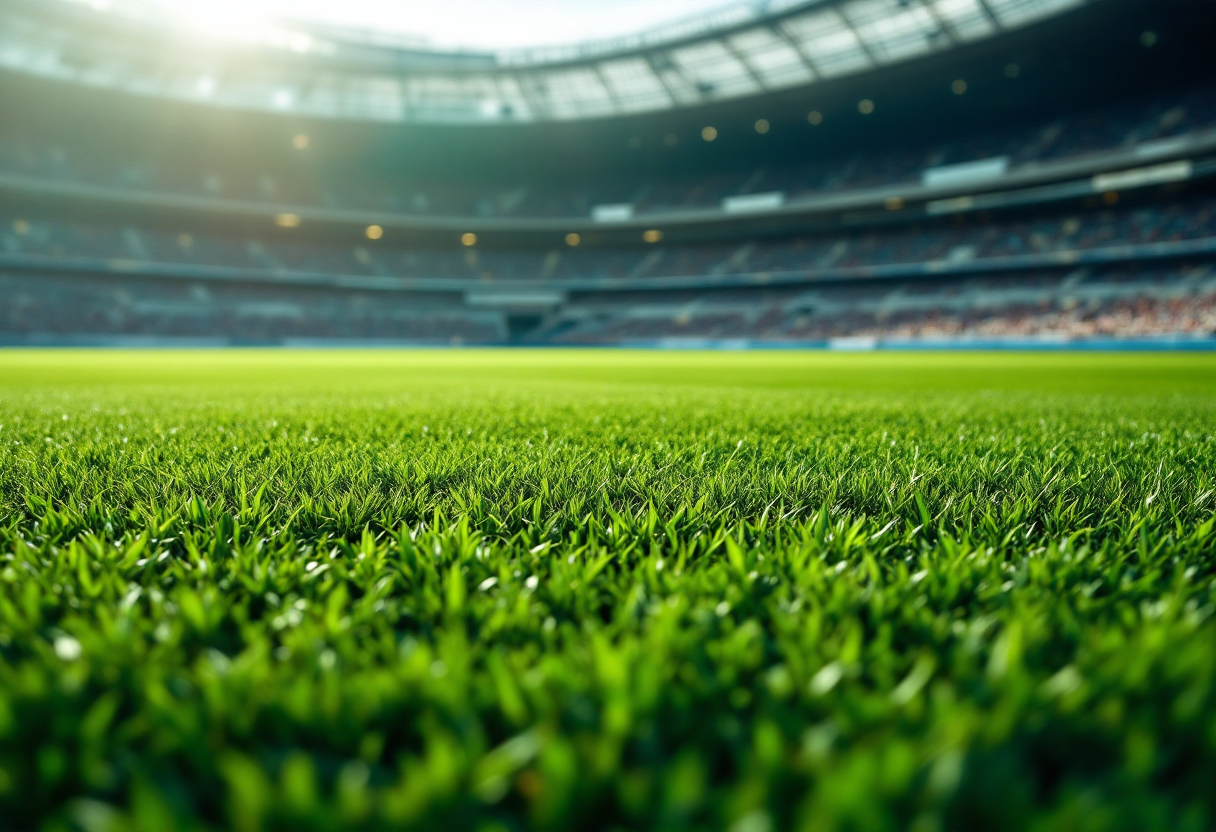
top-left (3, 264), bottom-right (1212, 347)
top-left (547, 265), bottom-right (1216, 345)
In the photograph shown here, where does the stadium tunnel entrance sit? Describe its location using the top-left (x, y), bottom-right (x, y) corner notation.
top-left (506, 313), bottom-right (546, 343)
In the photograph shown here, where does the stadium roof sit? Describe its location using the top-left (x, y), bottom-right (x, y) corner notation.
top-left (0, 0), bottom-right (1091, 123)
top-left (121, 0), bottom-right (738, 52)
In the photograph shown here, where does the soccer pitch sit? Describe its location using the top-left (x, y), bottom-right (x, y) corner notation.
top-left (2, 350), bottom-right (1215, 831)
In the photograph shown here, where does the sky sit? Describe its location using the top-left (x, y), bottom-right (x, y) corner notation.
top-left (139, 0), bottom-right (735, 50)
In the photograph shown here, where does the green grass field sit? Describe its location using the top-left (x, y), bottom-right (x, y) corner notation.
top-left (2, 350), bottom-right (1215, 832)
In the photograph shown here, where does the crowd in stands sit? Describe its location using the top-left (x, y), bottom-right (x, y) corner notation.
top-left (0, 273), bottom-right (495, 344)
top-left (549, 265), bottom-right (1216, 344)
top-left (4, 264), bottom-right (1211, 345)
top-left (1, 79), bottom-right (1214, 220)
top-left (4, 196), bottom-right (1215, 282)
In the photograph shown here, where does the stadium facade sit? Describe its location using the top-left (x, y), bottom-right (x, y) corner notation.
top-left (1, 0), bottom-right (1214, 347)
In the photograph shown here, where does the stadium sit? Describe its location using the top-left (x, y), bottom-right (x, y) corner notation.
top-left (2, 0), bottom-right (1216, 829)
top-left (3, 0), bottom-right (1214, 347)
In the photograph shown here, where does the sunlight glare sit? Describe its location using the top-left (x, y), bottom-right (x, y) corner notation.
top-left (135, 0), bottom-right (733, 50)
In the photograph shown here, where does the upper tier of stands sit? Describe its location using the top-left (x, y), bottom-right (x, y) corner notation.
top-left (3, 80), bottom-right (1214, 222)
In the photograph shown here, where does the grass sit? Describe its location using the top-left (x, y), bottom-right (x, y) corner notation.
top-left (1, 349), bottom-right (1215, 832)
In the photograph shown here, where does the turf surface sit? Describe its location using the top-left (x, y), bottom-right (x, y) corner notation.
top-left (1, 350), bottom-right (1215, 832)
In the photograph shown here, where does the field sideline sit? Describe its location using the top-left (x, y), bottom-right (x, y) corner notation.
top-left (1, 350), bottom-right (1215, 832)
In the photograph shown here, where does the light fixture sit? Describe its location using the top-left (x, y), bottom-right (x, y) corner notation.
top-left (293, 134), bottom-right (310, 150)
top-left (565, 233), bottom-right (581, 247)
top-left (643, 229), bottom-right (663, 244)
top-left (807, 110), bottom-right (823, 126)
top-left (858, 99), bottom-right (875, 115)
top-left (462, 232), bottom-right (478, 247)
top-left (275, 213), bottom-right (301, 228)
top-left (366, 225), bottom-right (383, 240)
top-left (754, 119), bottom-right (770, 134)
top-left (702, 126), bottom-right (718, 142)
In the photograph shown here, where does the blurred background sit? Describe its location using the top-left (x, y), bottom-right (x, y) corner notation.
top-left (1, 0), bottom-right (1214, 348)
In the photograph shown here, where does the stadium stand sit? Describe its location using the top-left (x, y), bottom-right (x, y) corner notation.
top-left (2, 76), bottom-right (1215, 219)
top-left (0, 0), bottom-right (1214, 346)
top-left (4, 195), bottom-right (1216, 279)
top-left (546, 266), bottom-right (1216, 345)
